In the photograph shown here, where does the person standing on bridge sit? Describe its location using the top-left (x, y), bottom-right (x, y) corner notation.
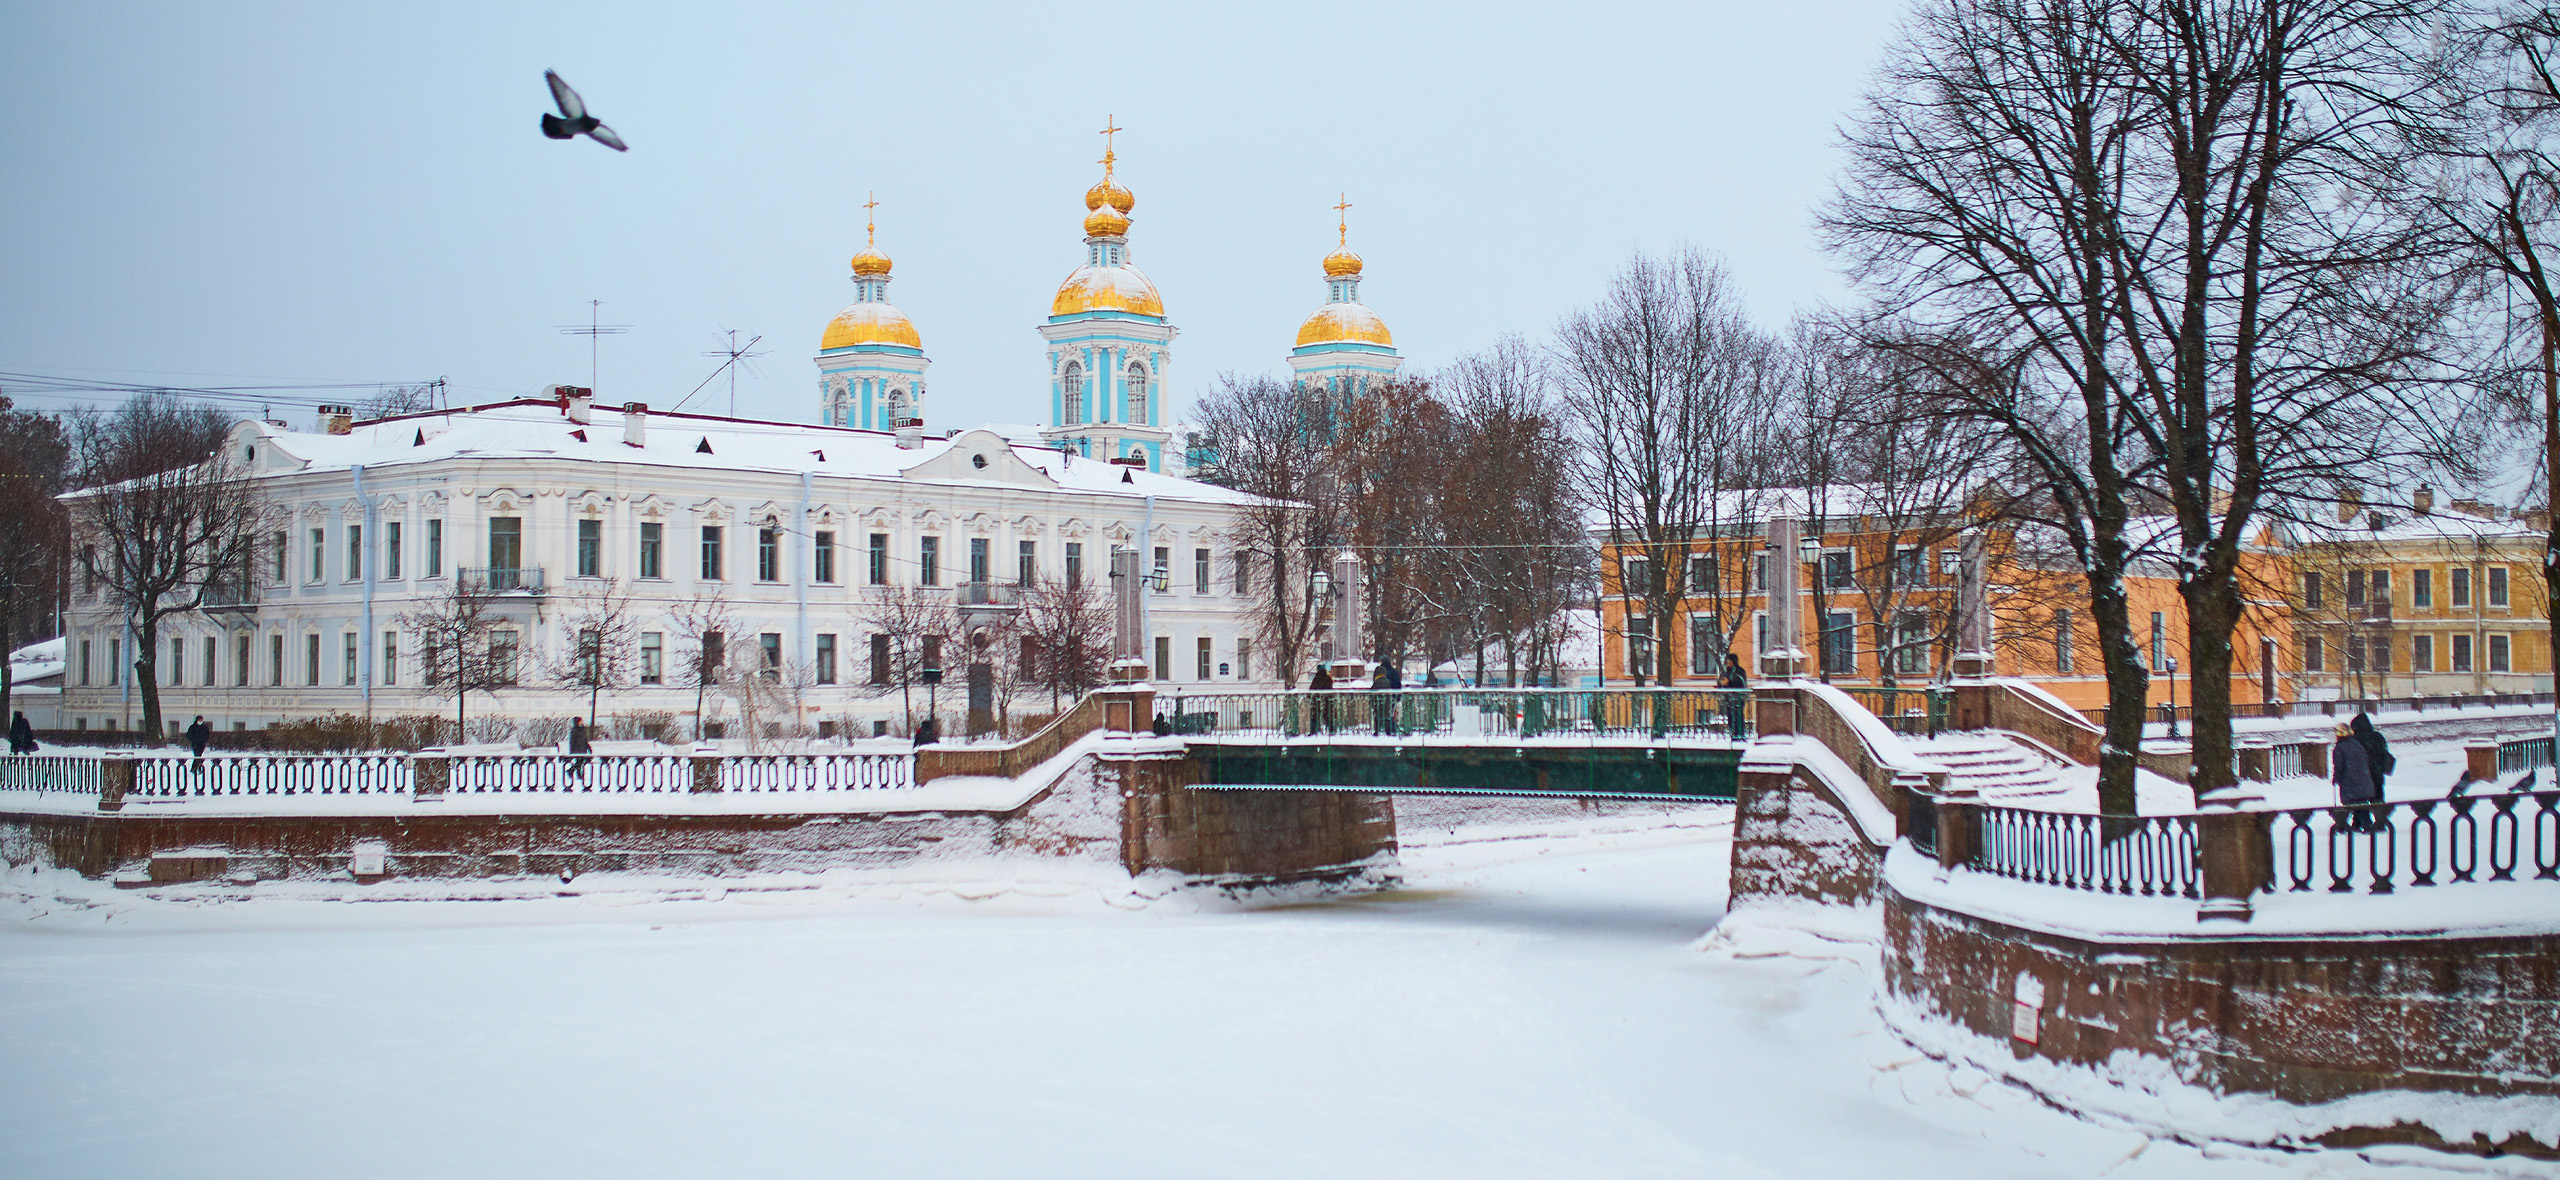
top-left (2351, 713), bottom-right (2394, 799)
top-left (7, 711), bottom-right (33, 755)
top-left (1719, 653), bottom-right (1748, 740)
top-left (185, 715), bottom-right (211, 771)
top-left (1372, 656), bottom-right (1403, 736)
top-left (2332, 721), bottom-right (2382, 831)
top-left (1309, 663), bottom-right (1335, 733)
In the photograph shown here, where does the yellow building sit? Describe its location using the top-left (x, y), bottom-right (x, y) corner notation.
top-left (2290, 488), bottom-right (2553, 700)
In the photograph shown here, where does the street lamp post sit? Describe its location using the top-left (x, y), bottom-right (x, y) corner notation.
top-left (2167, 655), bottom-right (2181, 740)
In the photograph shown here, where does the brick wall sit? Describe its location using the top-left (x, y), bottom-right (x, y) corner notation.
top-left (1110, 754), bottom-right (1396, 883)
top-left (1883, 885), bottom-right (2560, 1152)
top-left (1729, 766), bottom-right (1882, 907)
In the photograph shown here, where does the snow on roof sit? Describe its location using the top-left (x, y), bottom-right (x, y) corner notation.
top-left (2290, 503), bottom-right (2542, 547)
top-left (9, 637), bottom-right (64, 679)
top-left (245, 400), bottom-right (1263, 507)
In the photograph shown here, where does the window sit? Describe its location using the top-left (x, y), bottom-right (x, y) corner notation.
top-left (2413, 568), bottom-right (2433, 608)
top-left (269, 633), bottom-right (283, 686)
top-left (920, 536), bottom-right (941, 586)
top-left (869, 534), bottom-right (889, 585)
top-left (2054, 610), bottom-right (2074, 674)
top-left (2346, 635), bottom-right (2366, 674)
top-left (870, 634), bottom-right (891, 684)
top-left (2370, 634), bottom-right (2392, 675)
top-left (346, 525), bottom-right (363, 582)
top-left (968, 537), bottom-right (989, 584)
top-left (488, 517), bottom-right (521, 572)
top-left (2452, 567), bottom-right (2473, 608)
top-left (343, 632), bottom-right (358, 685)
top-left (700, 632), bottom-right (726, 682)
top-left (234, 634), bottom-right (250, 687)
top-left (425, 519), bottom-right (443, 577)
top-left (2345, 570), bottom-right (2365, 609)
top-left (1687, 554), bottom-right (1716, 595)
top-left (489, 630), bottom-right (519, 684)
top-left (1152, 546), bottom-right (1170, 592)
top-left (1755, 611), bottom-right (1769, 658)
top-left (2304, 636), bottom-right (2326, 673)
top-left (922, 635), bottom-right (943, 684)
top-left (1020, 635), bottom-right (1036, 678)
top-left (755, 527), bottom-right (779, 582)
top-left (1233, 551), bottom-right (1254, 595)
top-left (1237, 639), bottom-right (1253, 680)
top-left (1621, 556), bottom-right (1651, 596)
top-left (270, 531), bottom-right (288, 583)
top-left (305, 633), bottom-right (321, 686)
top-left (760, 633), bottom-right (782, 681)
top-left (382, 632), bottom-right (397, 687)
top-left (1753, 552), bottom-right (1769, 592)
top-left (2150, 612), bottom-right (2167, 671)
top-left (578, 519), bottom-right (601, 578)
top-left (2303, 571), bottom-right (2324, 609)
top-left (640, 633), bottom-right (663, 685)
top-left (2370, 569), bottom-right (2390, 608)
top-left (1893, 547), bottom-right (1922, 586)
top-left (640, 522), bottom-right (663, 579)
top-left (701, 525), bottom-right (724, 580)
top-left (1821, 610), bottom-right (1855, 675)
top-left (1689, 614), bottom-right (1720, 676)
top-left (1197, 636), bottom-right (1212, 680)
top-left (1018, 540), bottom-right (1036, 585)
top-left (1627, 616), bottom-right (1653, 676)
top-left (815, 532), bottom-right (836, 584)
top-left (1128, 366), bottom-right (1150, 423)
top-left (2413, 633), bottom-right (2435, 672)
top-left (202, 636), bottom-right (217, 687)
top-left (574, 629), bottom-right (601, 685)
top-left (77, 639), bottom-right (90, 686)
top-left (2453, 633), bottom-right (2474, 672)
top-left (169, 637), bottom-right (184, 686)
top-left (1940, 549), bottom-right (1960, 576)
top-left (2490, 566), bottom-right (2510, 608)
top-left (308, 527), bottom-right (326, 583)
top-left (1195, 548), bottom-right (1211, 594)
top-left (1066, 542), bottom-right (1084, 587)
top-left (2491, 633), bottom-right (2514, 672)
top-left (107, 638), bottom-right (118, 686)
top-left (1820, 550), bottom-right (1853, 591)
top-left (816, 634), bottom-right (837, 685)
top-left (1061, 362), bottom-right (1085, 425)
top-left (1897, 611), bottom-right (1930, 675)
top-left (384, 521), bottom-right (402, 580)
top-left (1154, 635), bottom-right (1172, 681)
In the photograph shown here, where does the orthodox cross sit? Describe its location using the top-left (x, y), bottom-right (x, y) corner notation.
top-left (1335, 193), bottom-right (1353, 246)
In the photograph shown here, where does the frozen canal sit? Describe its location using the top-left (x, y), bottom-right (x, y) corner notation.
top-left (0, 818), bottom-right (2512, 1178)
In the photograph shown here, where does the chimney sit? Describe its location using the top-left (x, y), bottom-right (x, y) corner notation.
top-left (622, 402), bottom-right (647, 448)
top-left (895, 420), bottom-right (923, 450)
top-left (318, 404), bottom-right (353, 435)
top-left (566, 389), bottom-right (592, 425)
top-left (2413, 485), bottom-right (2434, 515)
top-left (2335, 484), bottom-right (2363, 522)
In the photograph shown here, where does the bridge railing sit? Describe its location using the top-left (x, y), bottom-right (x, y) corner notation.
top-left (1154, 687), bottom-right (1754, 743)
top-left (1826, 685), bottom-right (1953, 737)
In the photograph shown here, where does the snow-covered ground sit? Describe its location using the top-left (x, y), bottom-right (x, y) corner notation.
top-left (0, 818), bottom-right (2535, 1177)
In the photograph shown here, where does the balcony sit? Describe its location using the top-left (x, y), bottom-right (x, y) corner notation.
top-left (957, 581), bottom-right (1024, 608)
top-left (461, 566), bottom-right (547, 595)
top-left (199, 582), bottom-right (259, 615)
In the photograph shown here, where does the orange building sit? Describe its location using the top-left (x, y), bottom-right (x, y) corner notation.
top-left (1590, 488), bottom-right (2294, 715)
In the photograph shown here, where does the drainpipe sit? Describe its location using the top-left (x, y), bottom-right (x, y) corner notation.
top-left (1140, 493), bottom-right (1156, 678)
top-left (356, 464), bottom-right (376, 717)
top-left (796, 470), bottom-right (812, 684)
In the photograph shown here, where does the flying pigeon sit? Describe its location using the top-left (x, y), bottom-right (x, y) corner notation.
top-left (540, 70), bottom-right (627, 151)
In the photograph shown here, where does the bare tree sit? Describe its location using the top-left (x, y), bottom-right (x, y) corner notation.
top-left (1330, 377), bottom-right (1454, 667)
top-left (1018, 573), bottom-right (1111, 709)
top-left (397, 575), bottom-right (511, 740)
top-left (541, 576), bottom-right (642, 729)
top-left (359, 382), bottom-right (442, 419)
top-left (0, 396), bottom-right (68, 726)
top-left (665, 588), bottom-right (739, 741)
top-left (1192, 374), bottom-right (1338, 685)
top-left (1436, 337), bottom-right (1592, 685)
top-left (64, 395), bottom-right (273, 740)
top-left (863, 584), bottom-right (961, 732)
top-left (1558, 249), bottom-right (1783, 686)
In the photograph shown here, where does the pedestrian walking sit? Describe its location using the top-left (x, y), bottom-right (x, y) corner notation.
top-left (2332, 721), bottom-right (2382, 831)
top-left (2350, 713), bottom-right (2394, 798)
top-left (1718, 652), bottom-right (1749, 740)
top-left (1309, 663), bottom-right (1335, 733)
top-left (1372, 657), bottom-right (1403, 736)
top-left (912, 716), bottom-right (939, 747)
top-left (566, 718), bottom-right (592, 784)
top-left (8, 710), bottom-right (36, 755)
top-left (184, 715), bottom-right (211, 771)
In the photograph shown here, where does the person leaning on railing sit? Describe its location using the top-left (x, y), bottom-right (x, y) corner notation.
top-left (2332, 722), bottom-right (2382, 832)
top-left (1718, 653), bottom-right (1748, 740)
top-left (1371, 657), bottom-right (1402, 736)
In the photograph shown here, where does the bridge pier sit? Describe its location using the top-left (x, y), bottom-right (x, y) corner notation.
top-left (1105, 746), bottom-right (1397, 885)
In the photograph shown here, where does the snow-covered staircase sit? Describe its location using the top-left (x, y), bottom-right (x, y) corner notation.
top-left (1907, 732), bottom-right (2071, 802)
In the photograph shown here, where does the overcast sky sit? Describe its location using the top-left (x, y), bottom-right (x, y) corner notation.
top-left (0, 1), bottom-right (1909, 431)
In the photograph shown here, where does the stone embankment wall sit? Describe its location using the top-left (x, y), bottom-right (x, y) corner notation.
top-left (1729, 762), bottom-right (1884, 907)
top-left (1108, 752), bottom-right (1396, 884)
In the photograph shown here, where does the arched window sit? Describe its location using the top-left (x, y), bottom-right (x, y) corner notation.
top-left (887, 387), bottom-right (910, 426)
top-left (1127, 366), bottom-right (1149, 425)
top-left (1062, 363), bottom-right (1085, 425)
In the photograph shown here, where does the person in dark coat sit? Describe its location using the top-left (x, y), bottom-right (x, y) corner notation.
top-left (2350, 713), bottom-right (2394, 796)
top-left (8, 711), bottom-right (34, 755)
top-left (912, 717), bottom-right (938, 747)
top-left (565, 718), bottom-right (592, 783)
top-left (2332, 722), bottom-right (2382, 830)
top-left (1718, 652), bottom-right (1750, 740)
top-left (1372, 657), bottom-right (1403, 735)
top-left (184, 715), bottom-right (211, 770)
top-left (1309, 664), bottom-right (1335, 733)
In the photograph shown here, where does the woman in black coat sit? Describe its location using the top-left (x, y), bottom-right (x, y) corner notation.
top-left (2350, 713), bottom-right (2394, 794)
top-left (2332, 722), bottom-right (2382, 830)
top-left (7, 711), bottom-right (34, 755)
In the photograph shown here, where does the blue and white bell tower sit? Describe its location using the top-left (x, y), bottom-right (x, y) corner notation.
top-left (813, 195), bottom-right (929, 432)
top-left (1038, 122), bottom-right (1177, 470)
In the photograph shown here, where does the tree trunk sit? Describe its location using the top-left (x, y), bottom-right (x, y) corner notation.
top-left (136, 615), bottom-right (163, 741)
top-left (2089, 573), bottom-right (2146, 817)
top-left (2546, 321), bottom-right (2559, 753)
top-left (2182, 559), bottom-right (2243, 800)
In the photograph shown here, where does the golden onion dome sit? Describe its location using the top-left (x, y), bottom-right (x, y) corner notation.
top-left (1083, 204), bottom-right (1131, 237)
top-left (1053, 263), bottom-right (1165, 318)
top-left (1084, 177), bottom-right (1134, 213)
top-left (849, 245), bottom-right (893, 277)
top-left (820, 301), bottom-right (922, 350)
top-left (1323, 247), bottom-right (1363, 277)
top-left (1295, 302), bottom-right (1393, 348)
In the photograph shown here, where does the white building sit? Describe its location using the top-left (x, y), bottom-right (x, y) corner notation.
top-left (54, 141), bottom-right (1353, 738)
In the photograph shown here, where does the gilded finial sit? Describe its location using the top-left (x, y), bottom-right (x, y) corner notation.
top-left (1322, 193), bottom-right (1364, 279)
top-left (863, 191), bottom-right (879, 246)
top-left (1083, 117), bottom-right (1135, 221)
top-left (850, 191), bottom-right (893, 277)
top-left (1335, 193), bottom-right (1352, 248)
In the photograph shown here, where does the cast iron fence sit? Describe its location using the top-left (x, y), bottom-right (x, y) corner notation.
top-left (1155, 688), bottom-right (1755, 743)
top-left (2270, 791), bottom-right (2560, 895)
top-left (1968, 805), bottom-right (2202, 898)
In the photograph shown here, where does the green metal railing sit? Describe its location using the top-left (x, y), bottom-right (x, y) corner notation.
top-left (1156, 687), bottom-right (1755, 743)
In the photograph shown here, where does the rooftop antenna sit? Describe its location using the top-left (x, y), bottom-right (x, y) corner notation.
top-left (700, 330), bottom-right (769, 416)
top-left (555, 299), bottom-right (630, 392)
